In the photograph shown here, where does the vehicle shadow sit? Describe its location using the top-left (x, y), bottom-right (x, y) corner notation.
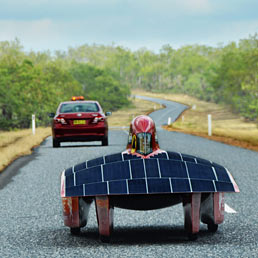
top-left (34, 225), bottom-right (226, 248)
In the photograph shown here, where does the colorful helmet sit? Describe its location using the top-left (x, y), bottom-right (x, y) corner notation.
top-left (127, 115), bottom-right (159, 156)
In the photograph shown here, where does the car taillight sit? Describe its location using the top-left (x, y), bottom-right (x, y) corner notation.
top-left (55, 117), bottom-right (67, 125)
top-left (92, 116), bottom-right (105, 123)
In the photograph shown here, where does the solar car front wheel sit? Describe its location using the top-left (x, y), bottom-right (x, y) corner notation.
top-left (53, 139), bottom-right (60, 148)
top-left (207, 223), bottom-right (218, 233)
top-left (70, 227), bottom-right (80, 235)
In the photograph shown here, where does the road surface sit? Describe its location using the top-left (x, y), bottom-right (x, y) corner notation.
top-left (0, 96), bottom-right (257, 257)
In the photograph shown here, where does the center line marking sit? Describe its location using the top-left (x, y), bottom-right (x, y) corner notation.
top-left (225, 203), bottom-right (237, 213)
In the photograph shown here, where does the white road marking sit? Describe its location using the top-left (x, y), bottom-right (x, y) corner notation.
top-left (225, 203), bottom-right (237, 213)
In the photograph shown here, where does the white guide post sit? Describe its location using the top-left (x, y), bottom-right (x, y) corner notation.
top-left (154, 105), bottom-right (156, 110)
top-left (182, 115), bottom-right (184, 122)
top-left (32, 114), bottom-right (36, 135)
top-left (208, 114), bottom-right (212, 136)
top-left (168, 117), bottom-right (171, 125)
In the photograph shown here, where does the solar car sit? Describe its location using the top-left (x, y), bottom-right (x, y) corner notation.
top-left (60, 115), bottom-right (239, 242)
top-left (50, 96), bottom-right (111, 147)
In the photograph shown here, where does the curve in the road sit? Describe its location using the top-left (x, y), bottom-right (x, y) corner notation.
top-left (135, 95), bottom-right (188, 128)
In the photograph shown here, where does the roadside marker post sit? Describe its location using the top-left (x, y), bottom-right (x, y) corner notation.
top-left (168, 117), bottom-right (171, 125)
top-left (182, 115), bottom-right (184, 122)
top-left (208, 114), bottom-right (212, 136)
top-left (32, 114), bottom-right (36, 135)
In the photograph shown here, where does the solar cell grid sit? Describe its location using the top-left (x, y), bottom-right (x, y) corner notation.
top-left (145, 159), bottom-right (160, 178)
top-left (74, 162), bottom-right (86, 172)
top-left (130, 159), bottom-right (145, 179)
top-left (215, 181), bottom-right (234, 192)
top-left (123, 154), bottom-right (141, 160)
top-left (87, 156), bottom-right (104, 168)
top-left (191, 179), bottom-right (215, 192)
top-left (109, 180), bottom-right (128, 194)
top-left (147, 178), bottom-right (171, 193)
top-left (103, 161), bottom-right (130, 181)
top-left (66, 185), bottom-right (83, 197)
top-left (128, 179), bottom-right (147, 194)
top-left (76, 166), bottom-right (102, 185)
top-left (65, 174), bottom-right (75, 188)
top-left (167, 151), bottom-right (182, 161)
top-left (105, 153), bottom-right (123, 163)
top-left (159, 159), bottom-right (188, 178)
top-left (214, 166), bottom-right (231, 182)
top-left (171, 178), bottom-right (191, 192)
top-left (84, 182), bottom-right (107, 195)
top-left (65, 167), bottom-right (73, 176)
top-left (187, 162), bottom-right (216, 181)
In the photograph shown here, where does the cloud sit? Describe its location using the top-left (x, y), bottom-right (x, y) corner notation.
top-left (0, 19), bottom-right (63, 50)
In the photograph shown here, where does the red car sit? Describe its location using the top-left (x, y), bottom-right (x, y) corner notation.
top-left (50, 97), bottom-right (111, 147)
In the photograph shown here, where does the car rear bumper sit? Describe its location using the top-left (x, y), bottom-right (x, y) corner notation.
top-left (52, 126), bottom-right (108, 142)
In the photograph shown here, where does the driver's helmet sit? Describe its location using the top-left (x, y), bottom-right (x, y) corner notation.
top-left (127, 115), bottom-right (159, 155)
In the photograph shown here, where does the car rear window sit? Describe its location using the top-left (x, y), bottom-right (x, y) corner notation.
top-left (59, 103), bottom-right (99, 113)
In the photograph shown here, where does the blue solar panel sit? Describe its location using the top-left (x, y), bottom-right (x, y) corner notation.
top-left (191, 179), bottom-right (215, 192)
top-left (182, 154), bottom-right (196, 163)
top-left (167, 151), bottom-right (182, 161)
top-left (103, 161), bottom-right (130, 181)
top-left (76, 166), bottom-right (102, 185)
top-left (65, 174), bottom-right (75, 188)
top-left (215, 181), bottom-right (235, 192)
top-left (196, 158), bottom-right (212, 166)
top-left (109, 180), bottom-right (128, 194)
top-left (171, 179), bottom-right (191, 192)
top-left (84, 182), bottom-right (107, 195)
top-left (214, 166), bottom-right (231, 182)
top-left (105, 153), bottom-right (123, 163)
top-left (159, 159), bottom-right (188, 178)
top-left (123, 154), bottom-right (141, 160)
top-left (74, 162), bottom-right (86, 172)
top-left (145, 159), bottom-right (160, 178)
top-left (128, 179), bottom-right (147, 194)
top-left (147, 178), bottom-right (171, 193)
top-left (187, 162), bottom-right (216, 181)
top-left (65, 167), bottom-right (73, 176)
top-left (66, 185), bottom-right (83, 197)
top-left (150, 153), bottom-right (168, 159)
top-left (130, 159), bottom-right (145, 179)
top-left (87, 156), bottom-right (104, 168)
top-left (63, 153), bottom-right (237, 197)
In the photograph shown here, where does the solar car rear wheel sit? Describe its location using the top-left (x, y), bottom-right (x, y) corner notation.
top-left (53, 139), bottom-right (60, 148)
top-left (70, 227), bottom-right (80, 235)
top-left (207, 223), bottom-right (218, 233)
top-left (102, 137), bottom-right (108, 146)
top-left (100, 235), bottom-right (110, 243)
top-left (188, 233), bottom-right (198, 241)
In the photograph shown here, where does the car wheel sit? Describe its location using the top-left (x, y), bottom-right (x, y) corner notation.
top-left (53, 139), bottom-right (60, 148)
top-left (102, 137), bottom-right (108, 146)
top-left (207, 223), bottom-right (218, 233)
top-left (70, 227), bottom-right (80, 235)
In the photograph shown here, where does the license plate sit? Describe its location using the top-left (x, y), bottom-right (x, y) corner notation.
top-left (73, 120), bottom-right (86, 125)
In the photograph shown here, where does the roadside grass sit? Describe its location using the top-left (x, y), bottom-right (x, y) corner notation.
top-left (0, 128), bottom-right (51, 172)
top-left (0, 97), bottom-right (160, 172)
top-left (133, 89), bottom-right (258, 151)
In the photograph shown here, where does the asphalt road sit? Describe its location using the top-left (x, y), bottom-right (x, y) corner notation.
top-left (0, 96), bottom-right (257, 257)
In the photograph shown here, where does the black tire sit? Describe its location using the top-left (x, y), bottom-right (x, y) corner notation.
top-left (188, 233), bottom-right (198, 241)
top-left (70, 227), bottom-right (80, 235)
top-left (207, 223), bottom-right (218, 233)
top-left (53, 139), bottom-right (60, 148)
top-left (102, 137), bottom-right (108, 146)
top-left (100, 235), bottom-right (110, 243)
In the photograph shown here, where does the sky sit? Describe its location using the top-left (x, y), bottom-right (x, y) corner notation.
top-left (0, 0), bottom-right (257, 52)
